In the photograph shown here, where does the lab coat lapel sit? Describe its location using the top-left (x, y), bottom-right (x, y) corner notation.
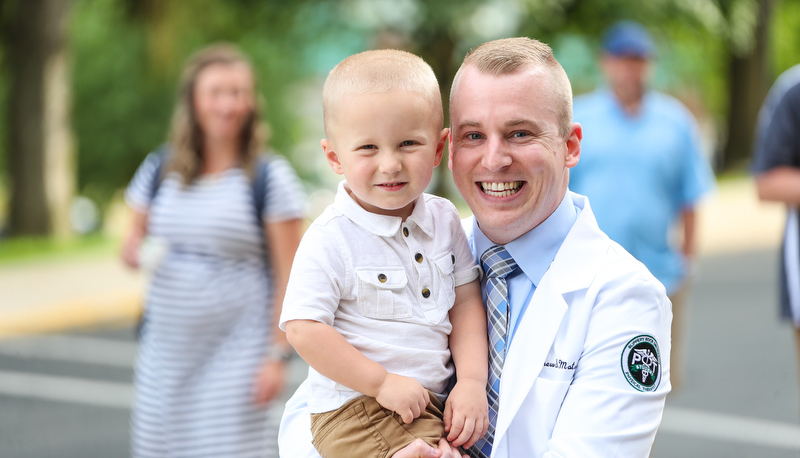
top-left (494, 278), bottom-right (567, 440)
top-left (492, 193), bottom-right (608, 449)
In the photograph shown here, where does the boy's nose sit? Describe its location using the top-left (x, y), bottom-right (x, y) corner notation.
top-left (379, 152), bottom-right (403, 174)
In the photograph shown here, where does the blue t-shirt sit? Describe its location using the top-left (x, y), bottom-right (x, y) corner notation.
top-left (570, 88), bottom-right (714, 294)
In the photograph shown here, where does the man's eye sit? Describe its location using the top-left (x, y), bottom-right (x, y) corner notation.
top-left (511, 131), bottom-right (529, 138)
top-left (467, 133), bottom-right (483, 140)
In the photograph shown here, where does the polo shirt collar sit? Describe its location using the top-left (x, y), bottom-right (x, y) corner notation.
top-left (334, 180), bottom-right (434, 238)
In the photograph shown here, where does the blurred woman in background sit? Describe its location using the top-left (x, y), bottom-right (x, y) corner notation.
top-left (122, 43), bottom-right (304, 457)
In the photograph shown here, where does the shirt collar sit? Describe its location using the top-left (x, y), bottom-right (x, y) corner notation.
top-left (473, 192), bottom-right (577, 287)
top-left (333, 180), bottom-right (434, 238)
top-left (601, 86), bottom-right (652, 120)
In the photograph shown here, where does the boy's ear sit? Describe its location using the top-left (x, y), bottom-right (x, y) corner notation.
top-left (321, 139), bottom-right (344, 175)
top-left (434, 127), bottom-right (449, 167)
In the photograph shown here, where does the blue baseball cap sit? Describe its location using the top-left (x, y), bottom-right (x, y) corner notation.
top-left (602, 21), bottom-right (654, 58)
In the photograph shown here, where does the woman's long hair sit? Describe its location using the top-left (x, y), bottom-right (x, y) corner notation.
top-left (166, 43), bottom-right (269, 184)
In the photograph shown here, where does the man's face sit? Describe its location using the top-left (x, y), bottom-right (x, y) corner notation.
top-left (448, 65), bottom-right (581, 245)
top-left (601, 54), bottom-right (650, 106)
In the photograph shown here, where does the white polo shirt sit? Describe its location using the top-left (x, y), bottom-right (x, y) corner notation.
top-left (280, 181), bottom-right (480, 414)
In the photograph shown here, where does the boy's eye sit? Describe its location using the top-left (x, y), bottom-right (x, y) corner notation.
top-left (400, 140), bottom-right (417, 147)
top-left (360, 144), bottom-right (377, 150)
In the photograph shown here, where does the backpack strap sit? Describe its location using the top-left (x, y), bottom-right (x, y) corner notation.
top-left (148, 144), bottom-right (171, 203)
top-left (252, 153), bottom-right (271, 223)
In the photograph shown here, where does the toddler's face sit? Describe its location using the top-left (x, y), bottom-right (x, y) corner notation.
top-left (323, 90), bottom-right (447, 220)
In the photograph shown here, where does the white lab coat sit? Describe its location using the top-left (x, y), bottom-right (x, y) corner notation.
top-left (473, 192), bottom-right (671, 457)
top-left (278, 192), bottom-right (671, 458)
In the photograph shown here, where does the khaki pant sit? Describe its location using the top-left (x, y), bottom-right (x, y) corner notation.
top-left (310, 392), bottom-right (445, 458)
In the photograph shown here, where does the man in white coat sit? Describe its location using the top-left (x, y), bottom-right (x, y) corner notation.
top-left (279, 37), bottom-right (671, 458)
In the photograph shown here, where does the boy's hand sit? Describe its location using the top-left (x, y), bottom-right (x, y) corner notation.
top-left (376, 373), bottom-right (430, 424)
top-left (443, 379), bottom-right (489, 449)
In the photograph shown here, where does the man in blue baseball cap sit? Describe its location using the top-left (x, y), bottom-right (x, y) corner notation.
top-left (570, 20), bottom-right (715, 390)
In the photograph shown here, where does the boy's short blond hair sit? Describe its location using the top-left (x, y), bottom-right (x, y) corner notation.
top-left (323, 49), bottom-right (443, 137)
top-left (451, 37), bottom-right (573, 138)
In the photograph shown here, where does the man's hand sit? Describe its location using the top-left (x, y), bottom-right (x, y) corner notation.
top-left (391, 438), bottom-right (467, 458)
top-left (376, 373), bottom-right (430, 424)
top-left (443, 378), bottom-right (489, 449)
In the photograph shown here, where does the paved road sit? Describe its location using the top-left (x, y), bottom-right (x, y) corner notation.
top-left (1, 248), bottom-right (798, 457)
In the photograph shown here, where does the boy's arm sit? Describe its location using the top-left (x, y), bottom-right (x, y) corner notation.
top-left (285, 319), bottom-right (430, 423)
top-left (444, 279), bottom-right (489, 449)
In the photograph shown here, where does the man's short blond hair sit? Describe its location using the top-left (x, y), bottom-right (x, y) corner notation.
top-left (451, 37), bottom-right (573, 137)
top-left (323, 49), bottom-right (443, 136)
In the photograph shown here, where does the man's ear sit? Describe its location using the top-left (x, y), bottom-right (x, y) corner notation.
top-left (321, 139), bottom-right (344, 175)
top-left (434, 127), bottom-right (449, 167)
top-left (565, 122), bottom-right (582, 169)
top-left (447, 129), bottom-right (454, 170)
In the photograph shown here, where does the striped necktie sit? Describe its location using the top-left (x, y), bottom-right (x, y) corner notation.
top-left (469, 245), bottom-right (517, 458)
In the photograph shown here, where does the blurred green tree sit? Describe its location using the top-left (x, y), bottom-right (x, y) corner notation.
top-left (2, 0), bottom-right (75, 238)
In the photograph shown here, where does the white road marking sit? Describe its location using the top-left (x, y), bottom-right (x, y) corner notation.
top-left (0, 370), bottom-right (133, 409)
top-left (660, 406), bottom-right (800, 450)
top-left (0, 334), bottom-right (137, 368)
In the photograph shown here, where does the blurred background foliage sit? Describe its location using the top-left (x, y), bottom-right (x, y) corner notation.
top-left (0, 0), bottom-right (798, 240)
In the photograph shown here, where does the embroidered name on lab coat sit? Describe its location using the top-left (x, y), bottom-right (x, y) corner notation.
top-left (543, 359), bottom-right (576, 370)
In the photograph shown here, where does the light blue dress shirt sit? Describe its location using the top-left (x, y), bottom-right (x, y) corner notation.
top-left (472, 192), bottom-right (578, 348)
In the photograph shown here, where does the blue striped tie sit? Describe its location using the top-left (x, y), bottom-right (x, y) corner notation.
top-left (468, 245), bottom-right (517, 458)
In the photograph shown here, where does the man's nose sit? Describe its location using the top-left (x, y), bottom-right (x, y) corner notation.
top-left (481, 137), bottom-right (512, 171)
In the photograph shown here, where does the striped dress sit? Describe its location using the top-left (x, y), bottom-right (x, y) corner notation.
top-left (125, 152), bottom-right (305, 457)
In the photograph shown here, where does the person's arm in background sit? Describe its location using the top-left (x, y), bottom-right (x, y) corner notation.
top-left (757, 167), bottom-right (800, 205)
top-left (121, 210), bottom-right (148, 269)
top-left (254, 217), bottom-right (303, 404)
top-left (680, 207), bottom-right (696, 260)
top-left (754, 83), bottom-right (800, 206)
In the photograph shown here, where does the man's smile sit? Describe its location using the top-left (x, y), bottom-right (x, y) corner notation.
top-left (479, 181), bottom-right (523, 197)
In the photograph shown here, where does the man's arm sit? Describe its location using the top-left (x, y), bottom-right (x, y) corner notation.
top-left (546, 273), bottom-right (671, 456)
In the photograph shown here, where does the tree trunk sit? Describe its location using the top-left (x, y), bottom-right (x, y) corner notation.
top-left (719, 0), bottom-right (772, 171)
top-left (7, 0), bottom-right (74, 238)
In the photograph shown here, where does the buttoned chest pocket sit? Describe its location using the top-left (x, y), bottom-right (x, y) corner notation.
top-left (356, 268), bottom-right (410, 320)
top-left (433, 253), bottom-right (456, 307)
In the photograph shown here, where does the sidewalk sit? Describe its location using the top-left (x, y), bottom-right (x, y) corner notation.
top-left (0, 176), bottom-right (787, 339)
top-left (0, 256), bottom-right (145, 338)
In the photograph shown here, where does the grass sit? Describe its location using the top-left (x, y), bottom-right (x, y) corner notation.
top-left (0, 233), bottom-right (118, 265)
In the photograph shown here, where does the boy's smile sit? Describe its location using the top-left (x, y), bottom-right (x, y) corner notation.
top-left (322, 89), bottom-right (448, 220)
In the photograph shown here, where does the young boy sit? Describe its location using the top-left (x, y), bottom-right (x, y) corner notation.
top-left (280, 49), bottom-right (489, 457)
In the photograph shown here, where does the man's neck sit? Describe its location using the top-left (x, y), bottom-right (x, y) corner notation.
top-left (613, 88), bottom-right (645, 117)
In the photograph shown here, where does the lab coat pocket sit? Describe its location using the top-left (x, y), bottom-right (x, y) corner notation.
top-left (356, 268), bottom-right (410, 320)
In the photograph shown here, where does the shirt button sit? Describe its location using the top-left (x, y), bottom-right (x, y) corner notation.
top-left (415, 253), bottom-right (423, 263)
top-left (403, 227), bottom-right (409, 237)
top-left (421, 288), bottom-right (431, 298)
top-left (378, 273), bottom-right (387, 283)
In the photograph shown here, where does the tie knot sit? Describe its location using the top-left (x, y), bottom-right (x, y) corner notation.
top-left (481, 245), bottom-right (518, 279)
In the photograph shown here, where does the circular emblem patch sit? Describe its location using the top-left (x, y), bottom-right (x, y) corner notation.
top-left (621, 335), bottom-right (661, 392)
